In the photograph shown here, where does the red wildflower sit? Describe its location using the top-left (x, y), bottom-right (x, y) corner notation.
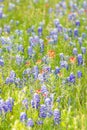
top-left (70, 57), bottom-right (76, 64)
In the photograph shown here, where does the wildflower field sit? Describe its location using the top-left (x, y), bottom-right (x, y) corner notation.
top-left (0, 0), bottom-right (87, 130)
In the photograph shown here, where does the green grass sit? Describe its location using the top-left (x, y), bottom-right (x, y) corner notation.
top-left (0, 0), bottom-right (87, 130)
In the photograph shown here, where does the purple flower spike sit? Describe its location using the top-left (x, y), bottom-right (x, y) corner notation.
top-left (69, 73), bottom-right (75, 83)
top-left (45, 98), bottom-right (51, 106)
top-left (38, 26), bottom-right (43, 36)
top-left (77, 54), bottom-right (83, 65)
top-left (75, 20), bottom-right (80, 27)
top-left (68, 28), bottom-right (72, 37)
top-left (27, 118), bottom-right (34, 127)
top-left (39, 104), bottom-right (47, 118)
top-left (82, 33), bottom-right (86, 39)
top-left (74, 28), bottom-right (78, 37)
top-left (33, 93), bottom-right (40, 103)
top-left (18, 44), bottom-right (24, 52)
top-left (0, 59), bottom-right (4, 66)
top-left (22, 99), bottom-right (28, 109)
top-left (54, 19), bottom-right (60, 27)
top-left (0, 0), bottom-right (4, 2)
top-left (20, 112), bottom-right (27, 122)
top-left (28, 46), bottom-right (33, 57)
top-left (77, 71), bottom-right (82, 78)
top-left (31, 93), bottom-right (40, 109)
top-left (81, 47), bottom-right (86, 54)
top-left (54, 109), bottom-right (61, 125)
top-left (55, 67), bottom-right (60, 74)
top-left (73, 48), bottom-right (78, 55)
top-left (78, 37), bottom-right (82, 46)
top-left (0, 10), bottom-right (3, 18)
top-left (37, 120), bottom-right (43, 125)
top-left (41, 85), bottom-right (48, 94)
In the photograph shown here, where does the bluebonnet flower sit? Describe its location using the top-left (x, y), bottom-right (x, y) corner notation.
top-left (29, 37), bottom-right (35, 47)
top-left (37, 120), bottom-right (43, 125)
top-left (78, 8), bottom-right (84, 15)
top-left (59, 53), bottom-right (64, 60)
top-left (10, 70), bottom-right (16, 79)
top-left (15, 77), bottom-right (20, 86)
top-left (54, 109), bottom-right (61, 125)
top-left (6, 70), bottom-right (16, 84)
top-left (18, 44), bottom-right (24, 52)
top-left (5, 97), bottom-right (14, 112)
top-left (82, 33), bottom-right (86, 39)
top-left (58, 24), bottom-right (63, 32)
top-left (29, 35), bottom-right (39, 47)
top-left (62, 1), bottom-right (67, 9)
top-left (55, 67), bottom-right (60, 74)
top-left (0, 0), bottom-right (4, 2)
top-left (56, 97), bottom-right (61, 103)
top-left (69, 73), bottom-right (75, 83)
top-left (2, 103), bottom-right (8, 113)
top-left (6, 46), bottom-right (12, 52)
top-left (0, 99), bottom-right (4, 114)
top-left (77, 71), bottom-right (82, 78)
top-left (68, 13), bottom-right (76, 21)
top-left (53, 35), bottom-right (58, 43)
top-left (23, 68), bottom-right (31, 75)
top-left (68, 28), bottom-right (72, 37)
top-left (0, 59), bottom-right (4, 66)
top-left (75, 20), bottom-right (80, 27)
top-left (0, 9), bottom-right (3, 18)
top-left (16, 20), bottom-right (20, 25)
top-left (39, 104), bottom-right (47, 118)
top-left (45, 98), bottom-right (51, 106)
top-left (9, 78), bottom-right (15, 83)
top-left (27, 118), bottom-right (34, 127)
top-left (20, 112), bottom-right (27, 122)
top-left (48, 8), bottom-right (53, 14)
top-left (33, 65), bottom-right (39, 74)
top-left (50, 28), bottom-right (58, 36)
top-left (31, 93), bottom-right (40, 109)
top-left (34, 72), bottom-right (38, 79)
top-left (4, 25), bottom-right (10, 33)
top-left (33, 93), bottom-right (40, 103)
top-left (45, 98), bottom-right (53, 117)
top-left (15, 29), bottom-right (23, 35)
top-left (41, 85), bottom-right (48, 94)
top-left (60, 60), bottom-right (69, 70)
top-left (34, 35), bottom-right (39, 44)
top-left (0, 98), bottom-right (14, 114)
top-left (38, 73), bottom-right (45, 82)
top-left (33, 66), bottom-right (39, 79)
top-left (77, 54), bottom-right (83, 65)
top-left (39, 39), bottom-right (44, 52)
top-left (22, 99), bottom-right (28, 109)
top-left (74, 28), bottom-right (78, 37)
top-left (31, 100), bottom-right (35, 108)
top-left (81, 47), bottom-right (86, 54)
top-left (38, 26), bottom-right (43, 36)
top-left (5, 77), bottom-right (10, 84)
top-left (54, 19), bottom-right (60, 27)
top-left (73, 48), bottom-right (78, 55)
top-left (78, 37), bottom-right (82, 46)
top-left (83, 1), bottom-right (87, 9)
top-left (16, 55), bottom-right (23, 65)
top-left (64, 34), bottom-right (69, 41)
top-left (28, 46), bottom-right (33, 57)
